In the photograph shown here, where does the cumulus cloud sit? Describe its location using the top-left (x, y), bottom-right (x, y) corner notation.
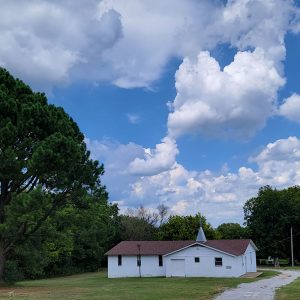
top-left (250, 136), bottom-right (300, 186)
top-left (86, 135), bottom-right (300, 225)
top-left (278, 93), bottom-right (300, 123)
top-left (0, 0), bottom-right (298, 90)
top-left (168, 48), bottom-right (285, 139)
top-left (99, 0), bottom-right (222, 88)
top-left (128, 137), bottom-right (179, 176)
top-left (127, 136), bottom-right (300, 225)
top-left (0, 0), bottom-right (122, 90)
top-left (102, 0), bottom-right (297, 88)
top-left (220, 0), bottom-right (293, 66)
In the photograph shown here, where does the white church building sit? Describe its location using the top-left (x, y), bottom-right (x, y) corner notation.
top-left (106, 224), bottom-right (258, 278)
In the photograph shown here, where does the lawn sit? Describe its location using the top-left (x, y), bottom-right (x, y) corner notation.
top-left (0, 270), bottom-right (277, 300)
top-left (276, 274), bottom-right (300, 300)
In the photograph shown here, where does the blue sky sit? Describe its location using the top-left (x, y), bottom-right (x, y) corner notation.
top-left (2, 0), bottom-right (300, 226)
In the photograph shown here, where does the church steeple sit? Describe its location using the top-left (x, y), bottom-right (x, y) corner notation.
top-left (196, 215), bottom-right (207, 242)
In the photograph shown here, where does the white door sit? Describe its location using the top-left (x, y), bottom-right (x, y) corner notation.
top-left (245, 256), bottom-right (248, 272)
top-left (170, 259), bottom-right (185, 277)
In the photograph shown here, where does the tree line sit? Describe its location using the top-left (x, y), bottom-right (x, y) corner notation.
top-left (0, 68), bottom-right (299, 282)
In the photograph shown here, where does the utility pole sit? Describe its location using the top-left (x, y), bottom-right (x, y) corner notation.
top-left (137, 244), bottom-right (141, 277)
top-left (291, 226), bottom-right (294, 268)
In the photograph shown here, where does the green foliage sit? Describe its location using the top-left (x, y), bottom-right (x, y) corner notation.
top-left (0, 68), bottom-right (101, 194)
top-left (216, 223), bottom-right (248, 239)
top-left (157, 214), bottom-right (216, 240)
top-left (119, 215), bottom-right (157, 241)
top-left (0, 68), bottom-right (107, 281)
top-left (244, 186), bottom-right (300, 259)
top-left (3, 190), bottom-right (120, 279)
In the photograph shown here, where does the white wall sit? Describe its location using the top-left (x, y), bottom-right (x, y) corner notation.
top-left (108, 255), bottom-right (166, 278)
top-left (107, 243), bottom-right (257, 278)
top-left (243, 243), bottom-right (257, 273)
top-left (165, 245), bottom-right (247, 278)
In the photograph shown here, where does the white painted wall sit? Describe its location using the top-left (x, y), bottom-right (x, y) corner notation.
top-left (243, 243), bottom-right (257, 273)
top-left (165, 245), bottom-right (248, 277)
top-left (107, 243), bottom-right (257, 278)
top-left (108, 255), bottom-right (165, 278)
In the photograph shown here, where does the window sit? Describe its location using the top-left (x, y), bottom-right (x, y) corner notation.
top-left (118, 255), bottom-right (122, 266)
top-left (250, 253), bottom-right (252, 264)
top-left (195, 257), bottom-right (200, 263)
top-left (215, 257), bottom-right (222, 267)
top-left (159, 255), bottom-right (163, 266)
top-left (137, 255), bottom-right (141, 266)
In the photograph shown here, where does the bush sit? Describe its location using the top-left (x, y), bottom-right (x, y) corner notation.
top-left (4, 260), bottom-right (24, 284)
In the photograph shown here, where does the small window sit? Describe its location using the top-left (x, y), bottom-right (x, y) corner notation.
top-left (118, 255), bottom-right (122, 266)
top-left (195, 257), bottom-right (200, 263)
top-left (137, 255), bottom-right (141, 266)
top-left (159, 255), bottom-right (163, 266)
top-left (215, 257), bottom-right (222, 267)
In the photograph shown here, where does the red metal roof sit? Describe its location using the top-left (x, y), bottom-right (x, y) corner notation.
top-left (105, 239), bottom-right (253, 256)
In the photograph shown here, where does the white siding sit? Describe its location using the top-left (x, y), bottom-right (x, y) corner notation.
top-left (243, 243), bottom-right (257, 273)
top-left (108, 255), bottom-right (165, 278)
top-left (165, 245), bottom-right (246, 277)
top-left (107, 242), bottom-right (257, 278)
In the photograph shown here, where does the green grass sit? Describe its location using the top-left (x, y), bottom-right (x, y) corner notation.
top-left (260, 266), bottom-right (300, 270)
top-left (0, 270), bottom-right (278, 300)
top-left (281, 266), bottom-right (300, 270)
top-left (276, 277), bottom-right (300, 300)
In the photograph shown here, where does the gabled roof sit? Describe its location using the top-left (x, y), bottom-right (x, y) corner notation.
top-left (105, 239), bottom-right (256, 257)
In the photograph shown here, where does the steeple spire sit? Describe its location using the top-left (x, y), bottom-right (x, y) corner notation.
top-left (196, 215), bottom-right (207, 242)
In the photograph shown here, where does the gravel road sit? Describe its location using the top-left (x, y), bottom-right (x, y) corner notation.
top-left (214, 269), bottom-right (300, 300)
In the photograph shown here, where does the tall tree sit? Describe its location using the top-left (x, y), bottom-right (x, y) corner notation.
top-left (0, 68), bottom-right (102, 282)
top-left (4, 189), bottom-right (120, 282)
top-left (216, 223), bottom-right (248, 239)
top-left (157, 214), bottom-right (216, 240)
top-left (244, 186), bottom-right (300, 259)
top-left (119, 206), bottom-right (158, 241)
top-left (157, 204), bottom-right (169, 226)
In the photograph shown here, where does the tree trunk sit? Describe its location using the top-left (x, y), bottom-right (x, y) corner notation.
top-left (0, 244), bottom-right (6, 285)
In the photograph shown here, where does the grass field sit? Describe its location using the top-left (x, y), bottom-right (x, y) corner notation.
top-left (275, 274), bottom-right (300, 300)
top-left (0, 270), bottom-right (278, 300)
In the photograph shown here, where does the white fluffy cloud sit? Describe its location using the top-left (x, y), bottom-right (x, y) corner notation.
top-left (86, 136), bottom-right (300, 225)
top-left (128, 137), bottom-right (179, 176)
top-left (250, 136), bottom-right (300, 186)
top-left (220, 0), bottom-right (293, 66)
top-left (128, 136), bottom-right (300, 225)
top-left (0, 0), bottom-right (298, 90)
top-left (98, 0), bottom-right (222, 88)
top-left (278, 93), bottom-right (300, 123)
top-left (168, 48), bottom-right (285, 139)
top-left (100, 0), bottom-right (297, 87)
top-left (0, 1), bottom-right (122, 90)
